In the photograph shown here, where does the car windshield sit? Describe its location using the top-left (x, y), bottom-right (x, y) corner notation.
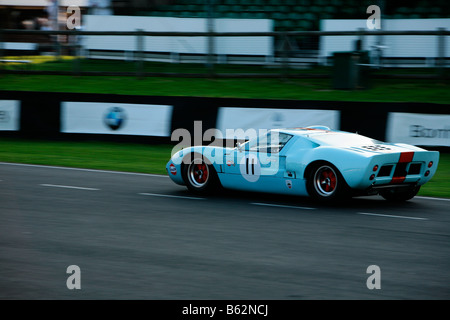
top-left (246, 131), bottom-right (293, 153)
top-left (309, 132), bottom-right (381, 146)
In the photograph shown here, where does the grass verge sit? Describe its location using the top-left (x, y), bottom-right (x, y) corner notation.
top-left (0, 138), bottom-right (172, 175)
top-left (0, 138), bottom-right (448, 198)
top-left (0, 74), bottom-right (449, 104)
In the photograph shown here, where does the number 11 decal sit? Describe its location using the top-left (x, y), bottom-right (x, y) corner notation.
top-left (240, 154), bottom-right (261, 182)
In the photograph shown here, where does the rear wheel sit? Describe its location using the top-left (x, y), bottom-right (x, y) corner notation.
top-left (306, 163), bottom-right (349, 202)
top-left (380, 186), bottom-right (420, 202)
top-left (182, 153), bottom-right (220, 194)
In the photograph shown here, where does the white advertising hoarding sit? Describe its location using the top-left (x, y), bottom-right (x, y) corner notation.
top-left (0, 1), bottom-right (88, 6)
top-left (83, 15), bottom-right (273, 56)
top-left (320, 18), bottom-right (450, 58)
top-left (386, 112), bottom-right (450, 147)
top-left (216, 107), bottom-right (340, 139)
top-left (61, 102), bottom-right (173, 137)
top-left (0, 100), bottom-right (20, 131)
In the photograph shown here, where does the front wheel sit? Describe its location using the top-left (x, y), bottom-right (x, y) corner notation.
top-left (379, 186), bottom-right (420, 202)
top-left (306, 163), bottom-right (349, 202)
top-left (182, 153), bottom-right (220, 194)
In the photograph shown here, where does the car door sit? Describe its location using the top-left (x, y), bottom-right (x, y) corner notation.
top-left (223, 131), bottom-right (293, 190)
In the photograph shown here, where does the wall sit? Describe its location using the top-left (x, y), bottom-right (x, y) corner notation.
top-left (0, 90), bottom-right (449, 148)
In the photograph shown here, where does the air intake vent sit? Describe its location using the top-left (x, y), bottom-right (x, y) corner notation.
top-left (361, 145), bottom-right (391, 151)
top-left (377, 165), bottom-right (393, 177)
top-left (408, 163), bottom-right (422, 175)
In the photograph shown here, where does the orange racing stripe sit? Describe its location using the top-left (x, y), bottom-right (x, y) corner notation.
top-left (398, 152), bottom-right (414, 163)
top-left (390, 152), bottom-right (415, 184)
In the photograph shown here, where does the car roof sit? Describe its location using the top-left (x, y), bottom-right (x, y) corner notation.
top-left (272, 127), bottom-right (384, 148)
top-left (273, 126), bottom-right (338, 137)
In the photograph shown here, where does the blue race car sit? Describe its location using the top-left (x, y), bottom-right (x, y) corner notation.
top-left (166, 126), bottom-right (439, 202)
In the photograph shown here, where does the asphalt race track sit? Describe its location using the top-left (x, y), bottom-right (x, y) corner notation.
top-left (1, 162), bottom-right (449, 300)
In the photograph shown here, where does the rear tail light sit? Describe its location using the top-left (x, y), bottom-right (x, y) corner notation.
top-left (373, 165), bottom-right (379, 171)
top-left (428, 161), bottom-right (433, 168)
top-left (369, 174), bottom-right (375, 180)
top-left (425, 170), bottom-right (430, 177)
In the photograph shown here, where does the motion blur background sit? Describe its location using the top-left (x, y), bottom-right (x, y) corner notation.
top-left (0, 0), bottom-right (449, 78)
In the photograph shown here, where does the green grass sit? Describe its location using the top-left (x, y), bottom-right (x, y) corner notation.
top-left (418, 154), bottom-right (450, 198)
top-left (0, 138), bottom-right (173, 175)
top-left (1, 74), bottom-right (449, 104)
top-left (4, 58), bottom-right (445, 76)
top-left (0, 138), bottom-right (448, 198)
top-left (1, 58), bottom-right (448, 103)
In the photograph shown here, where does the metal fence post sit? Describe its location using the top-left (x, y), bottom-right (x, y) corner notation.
top-left (72, 29), bottom-right (81, 76)
top-left (206, 0), bottom-right (216, 77)
top-left (358, 27), bottom-right (364, 51)
top-left (0, 29), bottom-right (4, 74)
top-left (437, 27), bottom-right (446, 79)
top-left (281, 32), bottom-right (289, 78)
top-left (54, 0), bottom-right (62, 60)
top-left (136, 29), bottom-right (144, 79)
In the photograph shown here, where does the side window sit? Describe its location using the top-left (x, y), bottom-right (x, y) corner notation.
top-left (248, 132), bottom-right (292, 153)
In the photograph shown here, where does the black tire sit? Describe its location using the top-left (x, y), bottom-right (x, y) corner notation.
top-left (306, 162), bottom-right (349, 202)
top-left (379, 186), bottom-right (420, 202)
top-left (182, 153), bottom-right (220, 195)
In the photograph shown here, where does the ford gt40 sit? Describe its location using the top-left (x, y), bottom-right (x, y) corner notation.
top-left (166, 126), bottom-right (439, 202)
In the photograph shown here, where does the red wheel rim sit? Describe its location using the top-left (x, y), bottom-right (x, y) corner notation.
top-left (188, 159), bottom-right (209, 188)
top-left (314, 166), bottom-right (338, 196)
top-left (193, 163), bottom-right (208, 184)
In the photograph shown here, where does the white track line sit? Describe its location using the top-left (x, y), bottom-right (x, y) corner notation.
top-left (357, 212), bottom-right (428, 221)
top-left (252, 202), bottom-right (428, 220)
top-left (40, 184), bottom-right (100, 191)
top-left (2, 163), bottom-right (450, 202)
top-left (416, 196), bottom-right (450, 202)
top-left (139, 193), bottom-right (205, 200)
top-left (252, 202), bottom-right (315, 210)
top-left (0, 162), bottom-right (168, 178)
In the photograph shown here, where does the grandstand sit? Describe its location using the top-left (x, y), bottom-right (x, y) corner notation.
top-left (112, 0), bottom-right (448, 55)
top-left (1, 1), bottom-right (449, 32)
top-left (129, 0), bottom-right (450, 32)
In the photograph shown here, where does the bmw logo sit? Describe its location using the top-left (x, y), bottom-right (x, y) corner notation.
top-left (104, 107), bottom-right (126, 131)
